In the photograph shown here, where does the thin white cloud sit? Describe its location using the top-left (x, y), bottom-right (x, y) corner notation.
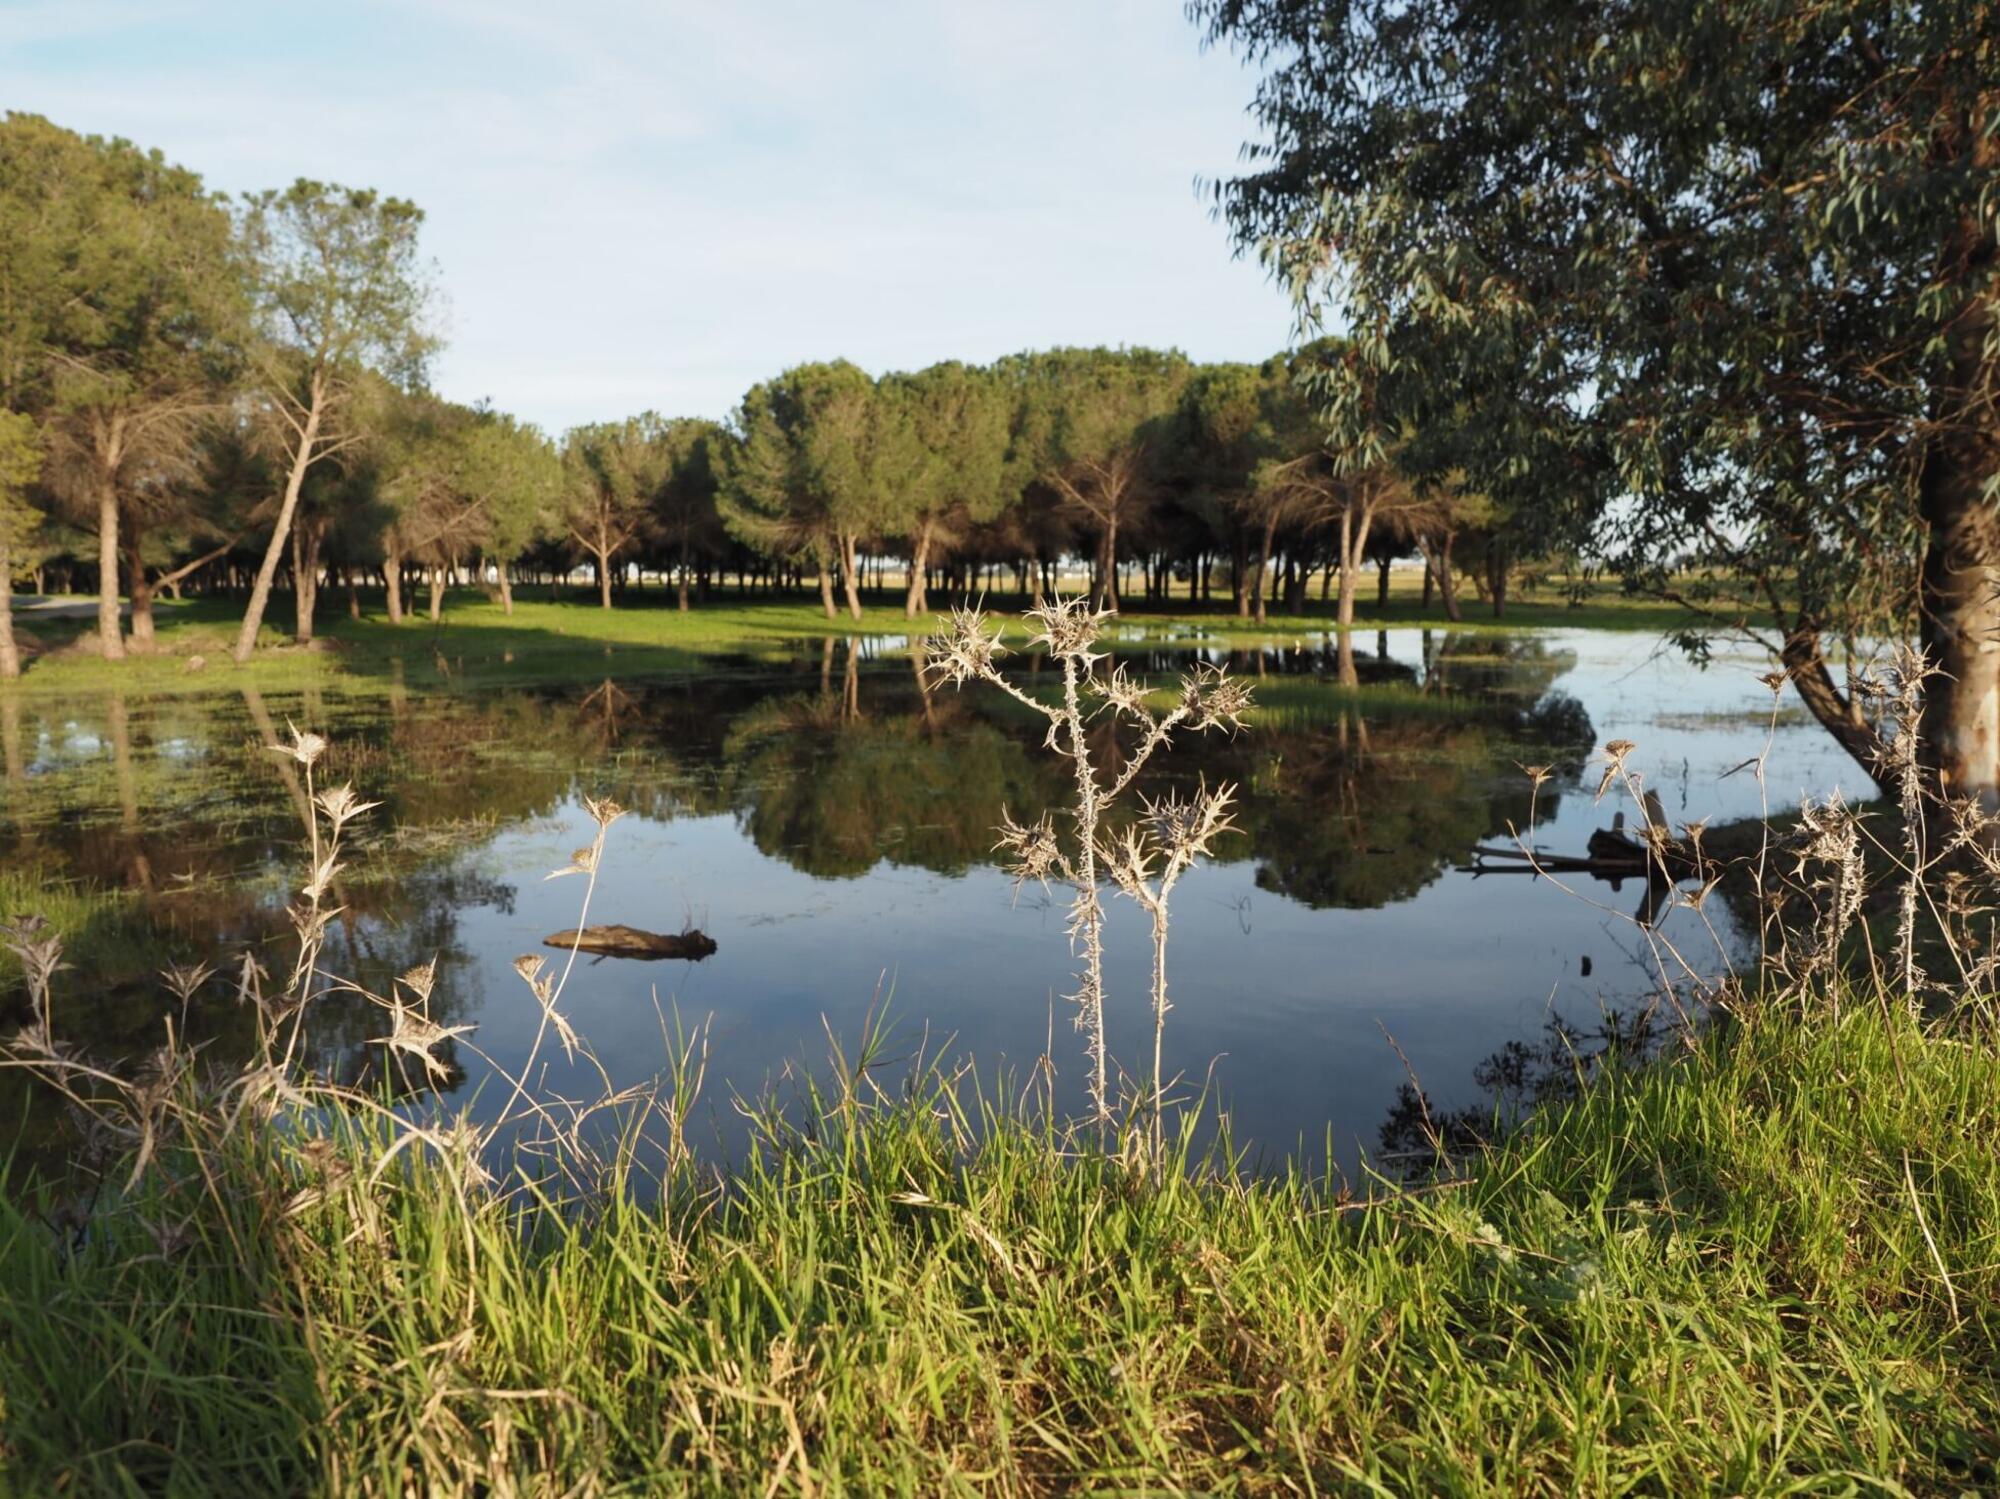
top-left (0, 0), bottom-right (1290, 431)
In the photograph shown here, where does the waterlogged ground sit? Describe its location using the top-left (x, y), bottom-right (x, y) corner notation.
top-left (0, 626), bottom-right (1873, 1177)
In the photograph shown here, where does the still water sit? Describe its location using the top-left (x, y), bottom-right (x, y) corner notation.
top-left (0, 627), bottom-right (1869, 1176)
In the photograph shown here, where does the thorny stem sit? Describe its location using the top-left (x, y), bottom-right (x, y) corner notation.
top-left (1106, 707), bottom-right (1189, 803)
top-left (1057, 652), bottom-right (1111, 1130)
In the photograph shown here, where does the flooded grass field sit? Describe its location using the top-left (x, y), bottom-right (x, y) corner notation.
top-left (0, 626), bottom-right (1871, 1177)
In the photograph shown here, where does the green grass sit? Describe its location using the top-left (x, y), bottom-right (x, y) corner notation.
top-left (1, 1001), bottom-right (1993, 1493)
top-left (2, 579), bottom-right (1764, 699)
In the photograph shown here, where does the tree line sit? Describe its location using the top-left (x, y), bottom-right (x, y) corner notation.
top-left (0, 113), bottom-right (1515, 685)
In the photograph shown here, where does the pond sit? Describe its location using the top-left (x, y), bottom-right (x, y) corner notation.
top-left (0, 626), bottom-right (1873, 1181)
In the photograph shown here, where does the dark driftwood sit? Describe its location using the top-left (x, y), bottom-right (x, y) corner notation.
top-left (542, 925), bottom-right (718, 961)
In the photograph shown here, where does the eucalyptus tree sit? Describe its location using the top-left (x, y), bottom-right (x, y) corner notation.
top-left (1196, 0), bottom-right (2000, 795)
top-left (0, 409), bottom-right (42, 679)
top-left (0, 114), bottom-right (244, 660)
top-left (885, 362), bottom-right (1014, 617)
top-left (561, 416), bottom-right (667, 609)
top-left (231, 180), bottom-right (435, 662)
top-left (1007, 347), bottom-right (1190, 610)
top-left (651, 417), bottom-right (725, 611)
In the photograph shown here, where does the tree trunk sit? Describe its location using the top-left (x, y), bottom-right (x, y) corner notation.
top-left (0, 535), bottom-right (18, 679)
top-left (1099, 517), bottom-right (1120, 612)
top-left (1377, 553), bottom-right (1392, 609)
top-left (1918, 418), bottom-right (2000, 805)
top-left (597, 548), bottom-right (613, 609)
top-left (125, 528), bottom-right (156, 652)
top-left (1436, 533), bottom-right (1462, 622)
top-left (1252, 513), bottom-right (1278, 625)
top-left (1488, 540), bottom-right (1507, 619)
top-left (498, 563), bottom-right (515, 615)
top-left (385, 548), bottom-right (405, 625)
top-left (838, 532), bottom-right (863, 619)
top-left (676, 534), bottom-right (690, 612)
top-left (1915, 130), bottom-right (2000, 802)
top-left (816, 558), bottom-right (837, 619)
top-left (905, 520), bottom-right (933, 618)
top-left (429, 565), bottom-right (444, 622)
top-left (1336, 507), bottom-right (1370, 687)
top-left (97, 470), bottom-right (125, 661)
top-left (234, 378), bottom-right (324, 663)
top-left (293, 520), bottom-right (321, 644)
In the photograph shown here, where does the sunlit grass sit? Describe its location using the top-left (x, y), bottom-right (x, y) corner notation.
top-left (2, 578), bottom-right (1769, 699)
top-left (0, 1003), bottom-right (1991, 1492)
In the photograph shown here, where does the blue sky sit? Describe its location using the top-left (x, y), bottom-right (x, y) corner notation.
top-left (0, 0), bottom-right (1293, 433)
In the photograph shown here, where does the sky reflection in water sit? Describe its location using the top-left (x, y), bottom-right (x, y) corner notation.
top-left (0, 627), bottom-right (1873, 1176)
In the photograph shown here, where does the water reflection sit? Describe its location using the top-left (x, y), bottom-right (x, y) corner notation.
top-left (0, 628), bottom-right (1867, 1175)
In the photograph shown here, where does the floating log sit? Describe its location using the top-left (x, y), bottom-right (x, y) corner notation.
top-left (1469, 813), bottom-right (1703, 885)
top-left (542, 925), bottom-right (718, 961)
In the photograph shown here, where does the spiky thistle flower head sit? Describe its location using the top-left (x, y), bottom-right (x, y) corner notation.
top-left (994, 807), bottom-right (1065, 893)
top-left (1091, 662), bottom-right (1154, 722)
top-left (1024, 593), bottom-right (1112, 670)
top-left (928, 606), bottom-right (1008, 687)
top-left (1143, 779), bottom-right (1239, 866)
top-left (1179, 663), bottom-right (1252, 734)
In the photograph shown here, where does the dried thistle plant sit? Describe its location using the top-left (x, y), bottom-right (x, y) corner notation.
top-left (933, 595), bottom-right (1252, 1130)
top-left (1100, 779), bottom-right (1239, 1162)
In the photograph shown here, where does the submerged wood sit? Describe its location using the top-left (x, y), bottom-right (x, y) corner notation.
top-left (542, 925), bottom-right (718, 961)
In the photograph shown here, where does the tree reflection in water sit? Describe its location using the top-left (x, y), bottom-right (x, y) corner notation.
top-left (1, 631), bottom-right (1598, 1171)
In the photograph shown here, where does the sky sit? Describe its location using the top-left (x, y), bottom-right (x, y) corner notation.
top-left (0, 0), bottom-right (1295, 434)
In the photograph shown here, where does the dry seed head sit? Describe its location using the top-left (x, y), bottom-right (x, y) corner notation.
top-left (396, 959), bottom-right (439, 1004)
top-left (1024, 593), bottom-right (1112, 669)
top-left (1143, 779), bottom-right (1240, 864)
top-left (1, 916), bottom-right (65, 993)
top-left (993, 808), bottom-right (1064, 893)
top-left (372, 1001), bottom-right (474, 1084)
top-left (1518, 763), bottom-right (1552, 790)
top-left (582, 794), bottom-right (626, 830)
top-left (275, 721), bottom-right (328, 770)
top-left (1179, 663), bottom-right (1252, 734)
top-left (1100, 825), bottom-right (1158, 898)
top-left (929, 606), bottom-right (1008, 687)
top-left (314, 784), bottom-right (380, 830)
top-left (1092, 662), bottom-right (1154, 721)
top-left (1595, 739), bottom-right (1637, 800)
top-left (160, 961), bottom-right (215, 1004)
